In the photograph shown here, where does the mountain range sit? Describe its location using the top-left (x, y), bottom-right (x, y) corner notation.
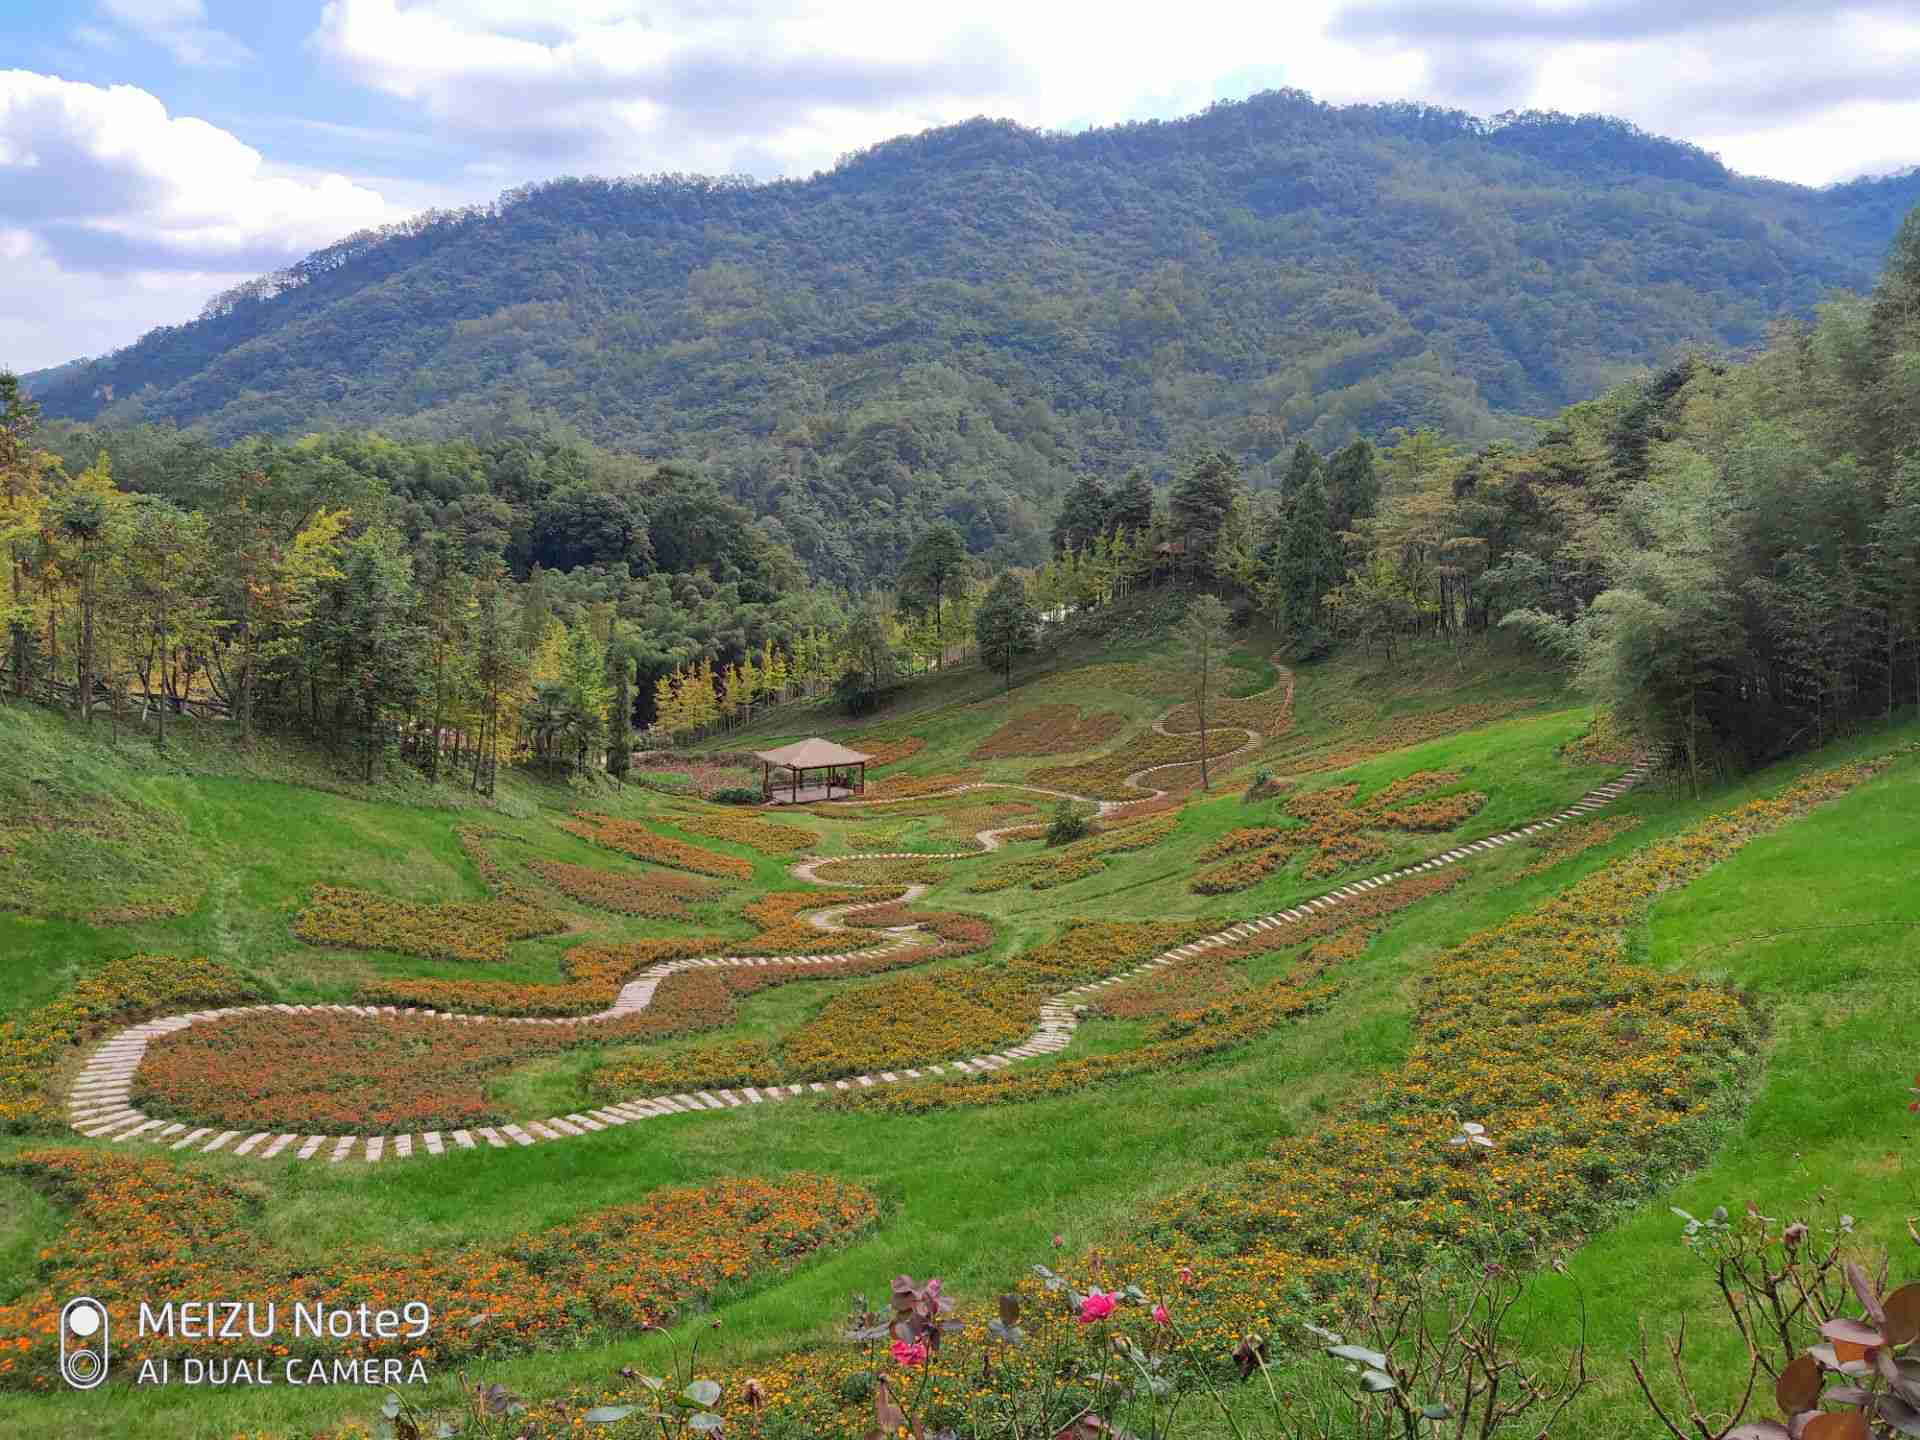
top-left (24, 88), bottom-right (1920, 577)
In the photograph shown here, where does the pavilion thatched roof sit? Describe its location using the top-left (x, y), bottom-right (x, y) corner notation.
top-left (754, 738), bottom-right (872, 770)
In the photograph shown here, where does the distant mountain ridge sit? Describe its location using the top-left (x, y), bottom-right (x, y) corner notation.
top-left (22, 89), bottom-right (1920, 574)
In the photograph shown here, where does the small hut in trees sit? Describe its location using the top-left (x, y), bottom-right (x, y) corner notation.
top-left (755, 738), bottom-right (872, 804)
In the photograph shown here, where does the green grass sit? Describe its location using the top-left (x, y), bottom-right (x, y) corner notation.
top-left (1494, 735), bottom-right (1920, 1438)
top-left (4, 637), bottom-right (1904, 1438)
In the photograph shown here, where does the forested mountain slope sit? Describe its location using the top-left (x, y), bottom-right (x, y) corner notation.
top-left (23, 91), bottom-right (1920, 576)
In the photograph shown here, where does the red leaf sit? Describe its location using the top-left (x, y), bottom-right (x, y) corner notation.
top-left (1777, 1354), bottom-right (1823, 1413)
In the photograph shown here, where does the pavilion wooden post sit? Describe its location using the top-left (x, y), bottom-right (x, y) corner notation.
top-left (857, 760), bottom-right (866, 794)
top-left (792, 764), bottom-right (799, 805)
top-left (763, 760), bottom-right (770, 802)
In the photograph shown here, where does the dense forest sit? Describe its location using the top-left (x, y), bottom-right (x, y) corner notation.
top-left (6, 192), bottom-right (1918, 785)
top-left (20, 91), bottom-right (1920, 587)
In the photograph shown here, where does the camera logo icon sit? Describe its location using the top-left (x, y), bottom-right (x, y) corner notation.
top-left (60, 1297), bottom-right (109, 1390)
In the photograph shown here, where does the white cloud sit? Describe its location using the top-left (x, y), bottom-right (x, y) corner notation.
top-left (310, 0), bottom-right (1406, 178)
top-left (0, 228), bottom-right (253, 371)
top-left (98, 0), bottom-right (254, 69)
top-left (0, 71), bottom-right (398, 272)
top-left (0, 72), bottom-right (402, 371)
top-left (310, 0), bottom-right (1920, 186)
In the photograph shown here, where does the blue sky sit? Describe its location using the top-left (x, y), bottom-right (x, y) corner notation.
top-left (4, 1), bottom-right (1919, 374)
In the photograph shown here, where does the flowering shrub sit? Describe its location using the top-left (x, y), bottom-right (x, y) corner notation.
top-left (0, 1150), bottom-right (875, 1387)
top-left (663, 808), bottom-right (814, 855)
top-left (528, 859), bottom-right (719, 918)
top-left (558, 813), bottom-right (753, 879)
top-left (1516, 814), bottom-right (1643, 876)
top-left (1190, 770), bottom-right (1488, 893)
top-left (0, 953), bottom-right (263, 1133)
top-left (971, 705), bottom-right (1128, 759)
top-left (291, 884), bottom-right (565, 964)
top-left (1031, 730), bottom-right (1251, 801)
top-left (969, 815), bottom-right (1177, 892)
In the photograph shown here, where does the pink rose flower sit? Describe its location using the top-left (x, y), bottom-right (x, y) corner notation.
top-left (1079, 1291), bottom-right (1116, 1325)
top-left (890, 1339), bottom-right (928, 1367)
top-left (1152, 1304), bottom-right (1170, 1327)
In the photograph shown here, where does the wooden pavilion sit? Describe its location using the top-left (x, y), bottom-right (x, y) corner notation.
top-left (755, 738), bottom-right (873, 804)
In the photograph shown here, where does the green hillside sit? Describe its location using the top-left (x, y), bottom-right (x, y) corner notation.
top-left (1, 619), bottom-right (1916, 1436)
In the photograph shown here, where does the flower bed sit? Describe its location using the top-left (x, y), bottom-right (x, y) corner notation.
top-left (971, 705), bottom-right (1129, 759)
top-left (587, 907), bottom-right (996, 1095)
top-left (1190, 771), bottom-right (1488, 893)
top-left (1030, 729), bottom-right (1250, 801)
top-left (137, 968), bottom-right (748, 1132)
top-left (781, 972), bottom-right (1032, 1077)
top-left (1097, 869), bottom-right (1466, 1019)
top-left (1198, 827), bottom-right (1289, 862)
top-left (1160, 667), bottom-right (1294, 744)
top-left (505, 748), bottom-right (1915, 1440)
top-left (134, 1009), bottom-right (586, 1132)
top-left (1025, 661), bottom-right (1189, 701)
top-left (0, 953), bottom-right (263, 1134)
top-left (528, 859), bottom-right (719, 918)
top-left (1272, 701), bottom-right (1537, 775)
top-left (290, 884), bottom-right (565, 964)
top-left (1562, 708), bottom-right (1639, 766)
top-left (358, 888), bottom-right (902, 1017)
top-left (806, 794), bottom-right (1047, 850)
top-left (861, 772), bottom-right (971, 800)
top-left (1148, 748), bottom-right (1913, 1275)
top-left (592, 1037), bottom-right (779, 1097)
top-left (809, 855), bottom-right (949, 886)
top-left (0, 1149), bottom-right (875, 1387)
top-left (1517, 813), bottom-right (1643, 876)
top-left (456, 825), bottom-right (553, 908)
top-left (665, 808), bottom-right (814, 855)
top-left (968, 815), bottom-right (1178, 892)
top-left (838, 963), bottom-right (1337, 1116)
top-left (844, 733), bottom-right (926, 767)
top-left (558, 813), bottom-right (753, 879)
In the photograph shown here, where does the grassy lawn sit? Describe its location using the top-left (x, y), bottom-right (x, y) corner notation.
top-left (1495, 733), bottom-right (1920, 1438)
top-left (3, 642), bottom-right (1900, 1438)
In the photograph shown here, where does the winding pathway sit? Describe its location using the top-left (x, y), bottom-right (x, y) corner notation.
top-left (64, 745), bottom-right (1652, 1165)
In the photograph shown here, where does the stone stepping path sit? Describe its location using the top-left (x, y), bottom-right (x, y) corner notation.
top-left (66, 758), bottom-right (1650, 1165)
